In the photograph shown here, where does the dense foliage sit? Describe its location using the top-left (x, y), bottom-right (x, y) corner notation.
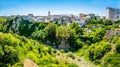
top-left (85, 41), bottom-right (111, 63)
top-left (0, 16), bottom-right (120, 67)
top-left (0, 32), bottom-right (79, 67)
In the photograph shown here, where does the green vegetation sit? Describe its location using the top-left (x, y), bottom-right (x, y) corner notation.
top-left (85, 41), bottom-right (111, 64)
top-left (103, 52), bottom-right (120, 67)
top-left (0, 16), bottom-right (120, 67)
top-left (0, 32), bottom-right (78, 67)
top-left (67, 52), bottom-right (75, 59)
top-left (67, 63), bottom-right (79, 67)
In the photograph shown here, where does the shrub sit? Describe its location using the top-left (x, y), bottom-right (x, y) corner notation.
top-left (48, 47), bottom-right (52, 55)
top-left (115, 40), bottom-right (120, 53)
top-left (60, 49), bottom-right (65, 53)
top-left (78, 58), bottom-right (81, 61)
top-left (53, 49), bottom-right (57, 54)
top-left (85, 41), bottom-right (111, 62)
top-left (93, 59), bottom-right (101, 64)
top-left (76, 45), bottom-right (89, 57)
top-left (26, 52), bottom-right (38, 63)
top-left (68, 37), bottom-right (83, 51)
top-left (12, 62), bottom-right (23, 67)
top-left (55, 59), bottom-right (59, 64)
top-left (57, 52), bottom-right (60, 56)
top-left (68, 63), bottom-right (79, 67)
top-left (0, 32), bottom-right (73, 67)
top-left (103, 52), bottom-right (120, 67)
top-left (67, 52), bottom-right (75, 59)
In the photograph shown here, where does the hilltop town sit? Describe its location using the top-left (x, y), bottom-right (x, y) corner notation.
top-left (0, 7), bottom-right (120, 67)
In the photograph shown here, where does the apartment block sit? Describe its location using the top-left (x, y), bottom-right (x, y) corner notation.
top-left (106, 7), bottom-right (120, 20)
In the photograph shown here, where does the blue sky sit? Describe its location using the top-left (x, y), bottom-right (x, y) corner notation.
top-left (0, 0), bottom-right (120, 16)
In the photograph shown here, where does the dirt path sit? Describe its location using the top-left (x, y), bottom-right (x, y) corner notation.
top-left (110, 44), bottom-right (115, 52)
top-left (56, 51), bottom-right (96, 67)
top-left (24, 59), bottom-right (38, 67)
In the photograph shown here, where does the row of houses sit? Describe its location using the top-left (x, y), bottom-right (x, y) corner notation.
top-left (10, 12), bottom-right (105, 27)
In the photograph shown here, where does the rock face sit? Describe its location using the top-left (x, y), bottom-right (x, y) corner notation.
top-left (58, 40), bottom-right (70, 50)
top-left (24, 59), bottom-right (38, 67)
top-left (9, 16), bottom-right (32, 34)
top-left (11, 16), bottom-right (21, 33)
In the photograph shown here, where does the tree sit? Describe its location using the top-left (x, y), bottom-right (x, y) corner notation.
top-left (0, 33), bottom-right (20, 66)
top-left (32, 30), bottom-right (47, 42)
top-left (104, 19), bottom-right (113, 25)
top-left (2, 45), bottom-right (19, 66)
top-left (88, 16), bottom-right (98, 24)
top-left (5, 18), bottom-right (14, 33)
top-left (98, 19), bottom-right (104, 24)
top-left (92, 28), bottom-right (106, 43)
top-left (115, 40), bottom-right (120, 53)
top-left (45, 23), bottom-right (57, 45)
top-left (114, 20), bottom-right (120, 24)
top-left (37, 22), bottom-right (47, 30)
top-left (70, 23), bottom-right (83, 35)
top-left (56, 26), bottom-right (76, 49)
top-left (0, 17), bottom-right (8, 32)
top-left (18, 19), bottom-right (36, 37)
top-left (86, 41), bottom-right (111, 62)
top-left (103, 52), bottom-right (120, 67)
top-left (0, 45), bottom-right (4, 59)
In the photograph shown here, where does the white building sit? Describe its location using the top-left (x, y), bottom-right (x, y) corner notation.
top-left (106, 7), bottom-right (120, 20)
top-left (36, 16), bottom-right (45, 22)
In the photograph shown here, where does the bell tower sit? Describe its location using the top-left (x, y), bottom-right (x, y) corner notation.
top-left (48, 11), bottom-right (50, 17)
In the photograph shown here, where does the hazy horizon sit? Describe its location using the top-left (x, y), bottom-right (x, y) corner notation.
top-left (0, 0), bottom-right (120, 16)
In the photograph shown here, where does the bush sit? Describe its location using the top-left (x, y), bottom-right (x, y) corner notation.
top-left (85, 41), bottom-right (111, 62)
top-left (115, 40), bottom-right (120, 53)
top-left (0, 32), bottom-right (75, 67)
top-left (12, 62), bottom-right (23, 67)
top-left (57, 52), bottom-right (60, 56)
top-left (103, 52), bottom-right (120, 67)
top-left (60, 49), bottom-right (65, 53)
top-left (76, 45), bottom-right (89, 57)
top-left (93, 59), bottom-right (101, 64)
top-left (67, 52), bottom-right (75, 59)
top-left (0, 45), bottom-right (19, 66)
top-left (68, 63), bottom-right (79, 67)
top-left (116, 44), bottom-right (120, 53)
top-left (78, 58), bottom-right (81, 61)
top-left (68, 37), bottom-right (83, 51)
top-left (53, 49), bottom-right (57, 54)
top-left (26, 52), bottom-right (38, 63)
